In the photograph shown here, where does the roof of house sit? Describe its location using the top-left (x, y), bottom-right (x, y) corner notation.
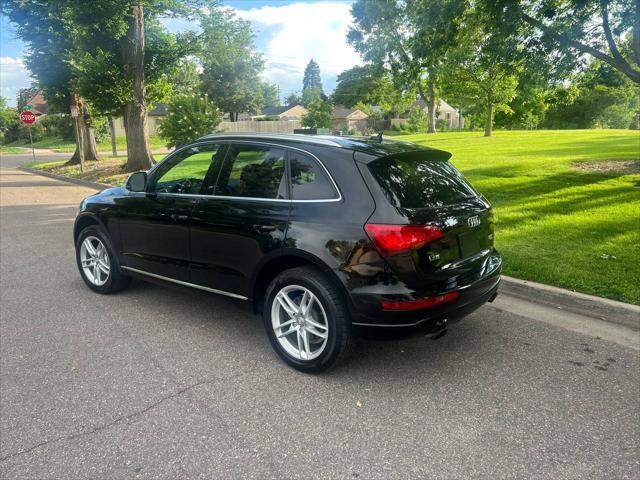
top-left (26, 92), bottom-right (48, 115)
top-left (261, 105), bottom-right (306, 117)
top-left (332, 106), bottom-right (368, 119)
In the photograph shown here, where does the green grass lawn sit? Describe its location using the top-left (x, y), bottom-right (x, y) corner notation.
top-left (25, 129), bottom-right (639, 304)
top-left (0, 145), bottom-right (31, 154)
top-left (397, 129), bottom-right (640, 304)
top-left (2, 135), bottom-right (166, 153)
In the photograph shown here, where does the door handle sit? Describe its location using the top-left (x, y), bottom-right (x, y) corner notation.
top-left (253, 223), bottom-right (277, 233)
top-left (170, 214), bottom-right (189, 222)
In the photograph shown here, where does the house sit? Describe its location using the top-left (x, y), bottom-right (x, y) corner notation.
top-left (414, 99), bottom-right (462, 128)
top-left (112, 103), bottom-right (168, 136)
top-left (257, 105), bottom-right (308, 120)
top-left (25, 92), bottom-right (48, 117)
top-left (331, 106), bottom-right (369, 132)
top-left (146, 103), bottom-right (168, 135)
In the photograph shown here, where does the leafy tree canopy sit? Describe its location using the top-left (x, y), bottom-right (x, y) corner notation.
top-left (158, 92), bottom-right (221, 148)
top-left (301, 98), bottom-right (332, 129)
top-left (332, 64), bottom-right (413, 117)
top-left (198, 6), bottom-right (265, 119)
top-left (483, 0), bottom-right (640, 84)
top-left (284, 92), bottom-right (302, 106)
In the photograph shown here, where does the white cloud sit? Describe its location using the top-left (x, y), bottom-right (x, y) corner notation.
top-left (234, 2), bottom-right (361, 97)
top-left (0, 57), bottom-right (32, 106)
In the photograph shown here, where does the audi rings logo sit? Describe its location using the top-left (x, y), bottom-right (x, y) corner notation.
top-left (467, 215), bottom-right (481, 227)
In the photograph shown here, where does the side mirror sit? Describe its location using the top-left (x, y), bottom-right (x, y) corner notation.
top-left (126, 171), bottom-right (147, 192)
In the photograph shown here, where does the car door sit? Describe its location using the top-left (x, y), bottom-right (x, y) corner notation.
top-left (189, 142), bottom-right (290, 296)
top-left (117, 142), bottom-right (225, 281)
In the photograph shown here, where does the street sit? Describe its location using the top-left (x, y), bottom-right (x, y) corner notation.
top-left (1, 153), bottom-right (639, 479)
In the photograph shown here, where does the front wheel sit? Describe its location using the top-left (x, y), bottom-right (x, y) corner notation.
top-left (263, 266), bottom-right (352, 373)
top-left (75, 226), bottom-right (131, 294)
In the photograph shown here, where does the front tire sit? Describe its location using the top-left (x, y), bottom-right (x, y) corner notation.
top-left (263, 266), bottom-right (352, 373)
top-left (75, 226), bottom-right (131, 294)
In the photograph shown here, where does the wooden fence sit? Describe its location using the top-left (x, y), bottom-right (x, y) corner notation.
top-left (218, 120), bottom-right (302, 133)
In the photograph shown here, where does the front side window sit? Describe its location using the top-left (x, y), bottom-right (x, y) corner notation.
top-left (153, 144), bottom-right (222, 194)
top-left (289, 152), bottom-right (338, 200)
top-left (215, 144), bottom-right (286, 199)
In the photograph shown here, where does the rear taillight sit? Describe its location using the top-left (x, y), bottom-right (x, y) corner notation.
top-left (364, 224), bottom-right (445, 256)
top-left (381, 292), bottom-right (459, 311)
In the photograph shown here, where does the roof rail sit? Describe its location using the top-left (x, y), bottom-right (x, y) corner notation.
top-left (198, 132), bottom-right (343, 148)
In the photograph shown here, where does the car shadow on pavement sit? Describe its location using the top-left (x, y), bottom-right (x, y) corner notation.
top-left (113, 277), bottom-right (494, 381)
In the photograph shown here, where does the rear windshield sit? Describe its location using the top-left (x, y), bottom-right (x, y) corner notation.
top-left (368, 155), bottom-right (478, 208)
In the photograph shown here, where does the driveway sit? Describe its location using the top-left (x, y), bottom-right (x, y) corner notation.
top-left (1, 162), bottom-right (639, 479)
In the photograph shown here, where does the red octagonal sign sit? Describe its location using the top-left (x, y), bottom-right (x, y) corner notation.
top-left (20, 111), bottom-right (36, 125)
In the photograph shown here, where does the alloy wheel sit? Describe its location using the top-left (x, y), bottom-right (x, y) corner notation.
top-left (80, 236), bottom-right (110, 286)
top-left (271, 285), bottom-right (329, 361)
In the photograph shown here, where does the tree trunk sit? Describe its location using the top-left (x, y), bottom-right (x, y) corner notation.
top-left (484, 102), bottom-right (494, 137)
top-left (67, 96), bottom-right (100, 165)
top-left (426, 80), bottom-right (437, 134)
top-left (108, 116), bottom-right (118, 156)
top-left (122, 3), bottom-right (154, 172)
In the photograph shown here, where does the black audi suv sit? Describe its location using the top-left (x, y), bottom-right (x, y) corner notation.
top-left (74, 133), bottom-right (501, 372)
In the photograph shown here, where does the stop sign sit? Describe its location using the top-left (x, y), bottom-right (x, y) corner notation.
top-left (20, 111), bottom-right (36, 125)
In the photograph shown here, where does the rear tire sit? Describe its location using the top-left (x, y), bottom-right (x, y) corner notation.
top-left (75, 226), bottom-right (131, 294)
top-left (263, 266), bottom-right (352, 373)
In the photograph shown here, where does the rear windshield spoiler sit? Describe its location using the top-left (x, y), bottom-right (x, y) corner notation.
top-left (354, 147), bottom-right (452, 164)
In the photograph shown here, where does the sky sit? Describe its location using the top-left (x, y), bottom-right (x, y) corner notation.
top-left (0, 0), bottom-right (360, 107)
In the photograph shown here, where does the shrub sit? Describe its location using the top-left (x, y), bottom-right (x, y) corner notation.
top-left (406, 108), bottom-right (428, 133)
top-left (40, 115), bottom-right (75, 140)
top-left (18, 121), bottom-right (46, 142)
top-left (158, 94), bottom-right (221, 149)
top-left (301, 98), bottom-right (332, 129)
top-left (90, 116), bottom-right (110, 143)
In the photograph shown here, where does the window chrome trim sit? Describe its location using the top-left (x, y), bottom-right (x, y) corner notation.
top-left (148, 140), bottom-right (343, 203)
top-left (121, 266), bottom-right (248, 300)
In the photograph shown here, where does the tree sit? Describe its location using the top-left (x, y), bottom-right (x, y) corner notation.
top-left (301, 98), bottom-right (332, 129)
top-left (332, 64), bottom-right (413, 117)
top-left (486, 0), bottom-right (640, 85)
top-left (349, 0), bottom-right (465, 133)
top-left (70, 2), bottom-right (199, 171)
top-left (16, 87), bottom-right (40, 111)
top-left (0, 98), bottom-right (16, 132)
top-left (158, 93), bottom-right (221, 148)
top-left (302, 59), bottom-right (323, 92)
top-left (301, 87), bottom-right (325, 107)
top-left (441, 7), bottom-right (522, 136)
top-left (169, 58), bottom-right (202, 94)
top-left (284, 92), bottom-right (302, 106)
top-left (2, 1), bottom-right (101, 163)
top-left (261, 82), bottom-right (280, 109)
top-left (0, 97), bottom-right (18, 144)
top-left (199, 6), bottom-right (265, 121)
top-left (543, 59), bottom-right (640, 128)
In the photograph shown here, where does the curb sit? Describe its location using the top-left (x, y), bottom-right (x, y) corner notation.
top-left (500, 276), bottom-right (640, 331)
top-left (19, 166), bottom-right (113, 191)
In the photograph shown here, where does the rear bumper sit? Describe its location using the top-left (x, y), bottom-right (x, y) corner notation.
top-left (349, 251), bottom-right (502, 329)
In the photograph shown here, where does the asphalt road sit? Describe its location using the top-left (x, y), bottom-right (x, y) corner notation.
top-left (1, 153), bottom-right (639, 479)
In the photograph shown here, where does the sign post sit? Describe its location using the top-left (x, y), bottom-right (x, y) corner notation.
top-left (19, 109), bottom-right (37, 163)
top-left (70, 105), bottom-right (84, 173)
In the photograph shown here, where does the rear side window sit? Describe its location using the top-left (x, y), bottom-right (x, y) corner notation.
top-left (216, 144), bottom-right (287, 199)
top-left (368, 155), bottom-right (478, 208)
top-left (289, 152), bottom-right (338, 200)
